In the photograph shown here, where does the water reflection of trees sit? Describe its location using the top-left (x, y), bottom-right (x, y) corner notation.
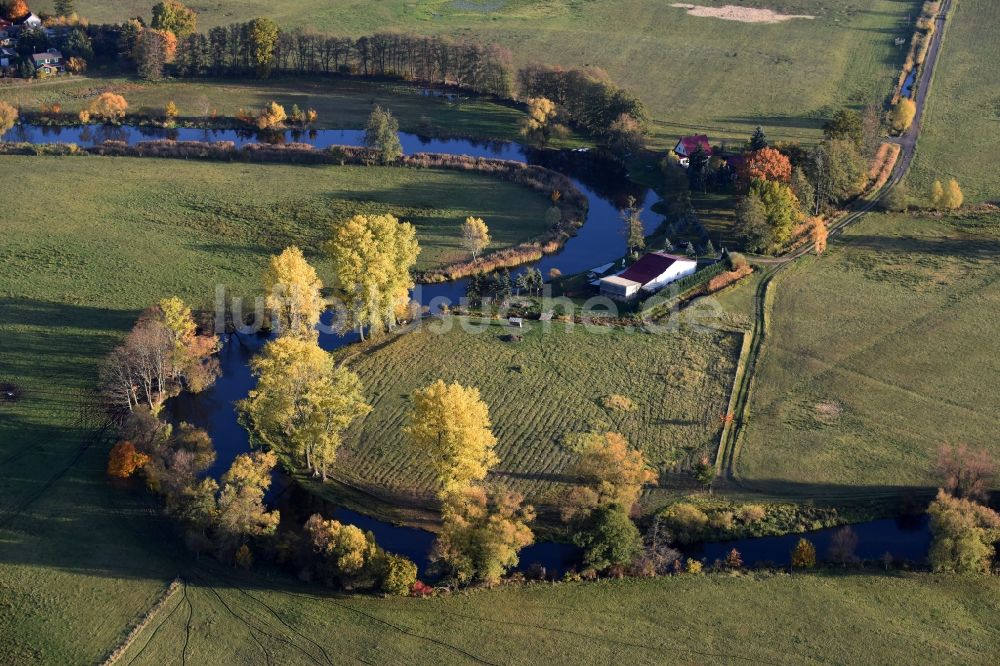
top-left (524, 147), bottom-right (648, 207)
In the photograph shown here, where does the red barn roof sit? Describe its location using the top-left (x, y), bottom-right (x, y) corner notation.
top-left (675, 135), bottom-right (712, 156)
top-left (619, 252), bottom-right (690, 286)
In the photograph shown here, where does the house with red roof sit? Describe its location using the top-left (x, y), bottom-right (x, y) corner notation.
top-left (673, 134), bottom-right (713, 167)
top-left (598, 252), bottom-right (698, 301)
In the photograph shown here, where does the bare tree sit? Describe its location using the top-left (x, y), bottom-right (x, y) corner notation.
top-left (935, 443), bottom-right (997, 502)
top-left (827, 526), bottom-right (859, 566)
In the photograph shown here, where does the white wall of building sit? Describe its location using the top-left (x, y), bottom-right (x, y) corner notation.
top-left (640, 260), bottom-right (698, 294)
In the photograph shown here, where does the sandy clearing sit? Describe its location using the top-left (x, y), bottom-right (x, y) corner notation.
top-left (670, 3), bottom-right (816, 24)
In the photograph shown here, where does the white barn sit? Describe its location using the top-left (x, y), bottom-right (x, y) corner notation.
top-left (599, 252), bottom-right (698, 301)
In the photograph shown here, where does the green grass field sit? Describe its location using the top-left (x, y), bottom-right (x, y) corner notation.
top-left (114, 569), bottom-right (1000, 665)
top-left (48, 0), bottom-right (919, 147)
top-left (0, 75), bottom-right (561, 143)
top-left (0, 155), bottom-right (544, 661)
top-left (737, 209), bottom-right (1000, 498)
top-left (0, 156), bottom-right (550, 283)
top-left (910, 0), bottom-right (1000, 203)
top-left (330, 318), bottom-right (741, 504)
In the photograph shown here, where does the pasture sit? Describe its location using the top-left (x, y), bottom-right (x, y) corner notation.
top-left (0, 156), bottom-right (551, 280)
top-left (333, 318), bottom-right (742, 503)
top-left (54, 0), bottom-right (920, 146)
top-left (0, 155), bottom-right (543, 661)
top-left (910, 0), bottom-right (1000, 202)
top-left (737, 209), bottom-right (1000, 498)
top-left (114, 569), bottom-right (1000, 665)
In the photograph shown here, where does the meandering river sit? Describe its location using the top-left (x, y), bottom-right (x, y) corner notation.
top-left (17, 122), bottom-right (930, 573)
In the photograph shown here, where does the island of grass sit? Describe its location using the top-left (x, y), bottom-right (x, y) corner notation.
top-left (737, 208), bottom-right (1000, 501)
top-left (0, 76), bottom-right (579, 146)
top-left (313, 317), bottom-right (742, 516)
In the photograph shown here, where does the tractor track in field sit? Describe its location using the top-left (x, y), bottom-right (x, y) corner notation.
top-left (715, 0), bottom-right (955, 505)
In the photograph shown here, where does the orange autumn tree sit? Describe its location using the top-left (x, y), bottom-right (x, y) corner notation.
top-left (107, 441), bottom-right (151, 479)
top-left (810, 217), bottom-right (828, 255)
top-left (5, 0), bottom-right (30, 22)
top-left (742, 147), bottom-right (792, 185)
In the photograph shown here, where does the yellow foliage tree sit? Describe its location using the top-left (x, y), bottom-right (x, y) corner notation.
top-left (810, 216), bottom-right (828, 255)
top-left (889, 98), bottom-right (916, 132)
top-left (791, 537), bottom-right (817, 568)
top-left (256, 101), bottom-right (286, 130)
top-left (89, 93), bottom-right (128, 124)
top-left (240, 336), bottom-right (370, 480)
top-left (304, 514), bottom-right (379, 579)
top-left (404, 380), bottom-right (498, 498)
top-left (520, 96), bottom-right (560, 145)
top-left (65, 57), bottom-right (87, 74)
top-left (165, 100), bottom-right (179, 120)
top-left (564, 432), bottom-right (655, 519)
top-left (943, 178), bottom-right (963, 210)
top-left (0, 100), bottom-right (17, 136)
top-left (325, 214), bottom-right (419, 340)
top-left (461, 216), bottom-right (491, 261)
top-left (930, 180), bottom-right (945, 209)
top-left (215, 450), bottom-right (281, 542)
top-left (263, 246), bottom-right (325, 339)
top-left (521, 97), bottom-right (556, 137)
top-left (432, 486), bottom-right (535, 586)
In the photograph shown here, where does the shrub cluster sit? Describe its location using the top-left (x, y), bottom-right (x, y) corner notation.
top-left (657, 499), bottom-right (841, 546)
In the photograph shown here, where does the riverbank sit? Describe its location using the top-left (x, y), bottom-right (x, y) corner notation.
top-left (1, 123), bottom-right (595, 280)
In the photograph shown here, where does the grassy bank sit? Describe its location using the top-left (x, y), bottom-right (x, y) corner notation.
top-left (0, 75), bottom-right (567, 144)
top-left (737, 209), bottom-right (1000, 497)
top-left (910, 0), bottom-right (1000, 202)
top-left (116, 569), bottom-right (1000, 665)
top-left (329, 317), bottom-right (741, 505)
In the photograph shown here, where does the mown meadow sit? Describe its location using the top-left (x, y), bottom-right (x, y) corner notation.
top-left (738, 209), bottom-right (1000, 499)
top-left (333, 318), bottom-right (742, 505)
top-left (115, 569), bottom-right (1000, 665)
top-left (910, 0), bottom-right (1000, 202)
top-left (58, 0), bottom-right (920, 146)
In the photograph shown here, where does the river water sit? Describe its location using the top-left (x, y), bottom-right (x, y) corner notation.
top-left (22, 122), bottom-right (929, 573)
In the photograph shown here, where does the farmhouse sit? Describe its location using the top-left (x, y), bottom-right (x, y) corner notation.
top-left (31, 49), bottom-right (63, 74)
top-left (674, 134), bottom-right (713, 167)
top-left (599, 252), bottom-right (698, 301)
top-left (17, 13), bottom-right (42, 29)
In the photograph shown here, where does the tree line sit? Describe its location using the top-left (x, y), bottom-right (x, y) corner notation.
top-left (9, 0), bottom-right (644, 143)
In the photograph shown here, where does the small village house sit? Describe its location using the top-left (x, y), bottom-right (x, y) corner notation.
top-left (599, 252), bottom-right (698, 301)
top-left (31, 48), bottom-right (63, 75)
top-left (673, 134), bottom-right (713, 167)
top-left (18, 13), bottom-right (42, 29)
